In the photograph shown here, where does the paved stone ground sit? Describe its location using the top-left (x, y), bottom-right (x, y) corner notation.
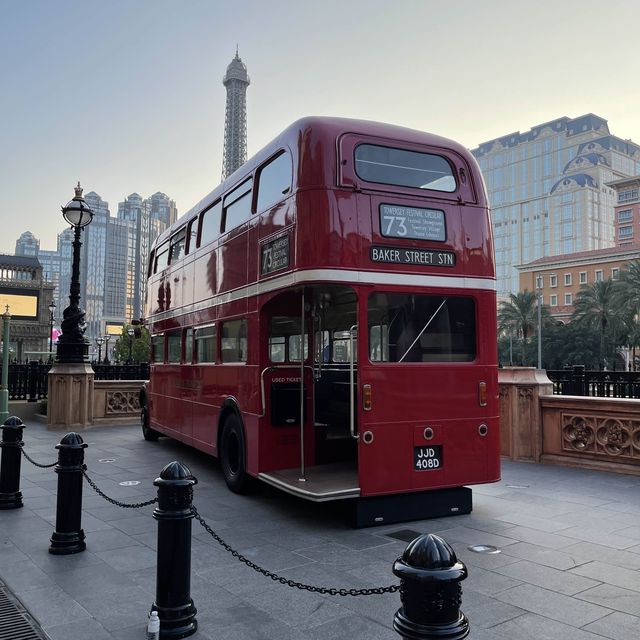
top-left (1, 420), bottom-right (640, 639)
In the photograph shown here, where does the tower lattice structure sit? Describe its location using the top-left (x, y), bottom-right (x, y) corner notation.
top-left (221, 50), bottom-right (250, 180)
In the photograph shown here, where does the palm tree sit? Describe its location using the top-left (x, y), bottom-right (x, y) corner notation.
top-left (498, 290), bottom-right (538, 365)
top-left (617, 260), bottom-right (640, 316)
top-left (616, 260), bottom-right (640, 369)
top-left (572, 279), bottom-right (623, 369)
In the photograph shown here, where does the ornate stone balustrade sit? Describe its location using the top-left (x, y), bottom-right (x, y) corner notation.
top-left (540, 395), bottom-right (640, 475)
top-left (499, 366), bottom-right (640, 475)
top-left (93, 380), bottom-right (143, 425)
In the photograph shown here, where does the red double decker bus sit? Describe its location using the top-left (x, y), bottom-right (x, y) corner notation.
top-left (142, 117), bottom-right (499, 525)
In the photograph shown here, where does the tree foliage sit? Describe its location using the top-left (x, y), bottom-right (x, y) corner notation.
top-left (112, 324), bottom-right (150, 363)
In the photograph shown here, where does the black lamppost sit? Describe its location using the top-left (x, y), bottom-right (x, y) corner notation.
top-left (48, 301), bottom-right (56, 363)
top-left (127, 327), bottom-right (135, 364)
top-left (95, 337), bottom-right (104, 364)
top-left (56, 183), bottom-right (94, 363)
top-left (103, 334), bottom-right (111, 364)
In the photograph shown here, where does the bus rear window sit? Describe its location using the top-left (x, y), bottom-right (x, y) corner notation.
top-left (368, 293), bottom-right (475, 362)
top-left (355, 144), bottom-right (456, 192)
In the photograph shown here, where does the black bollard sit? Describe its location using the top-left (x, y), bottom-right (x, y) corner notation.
top-left (393, 533), bottom-right (470, 640)
top-left (0, 416), bottom-right (25, 509)
top-left (151, 461), bottom-right (197, 638)
top-left (49, 432), bottom-right (87, 555)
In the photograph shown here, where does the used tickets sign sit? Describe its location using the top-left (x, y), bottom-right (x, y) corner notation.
top-left (370, 245), bottom-right (456, 267)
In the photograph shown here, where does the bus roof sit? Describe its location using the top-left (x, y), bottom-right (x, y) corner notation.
top-left (155, 116), bottom-right (480, 247)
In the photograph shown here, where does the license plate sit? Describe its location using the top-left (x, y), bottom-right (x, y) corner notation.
top-left (414, 445), bottom-right (443, 471)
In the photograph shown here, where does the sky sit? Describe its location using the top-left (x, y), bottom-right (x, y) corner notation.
top-left (2, 0), bottom-right (639, 254)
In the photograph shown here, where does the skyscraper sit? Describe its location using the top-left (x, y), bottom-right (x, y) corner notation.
top-left (15, 231), bottom-right (40, 257)
top-left (221, 49), bottom-right (250, 180)
top-left (471, 114), bottom-right (640, 297)
top-left (117, 193), bottom-right (170, 321)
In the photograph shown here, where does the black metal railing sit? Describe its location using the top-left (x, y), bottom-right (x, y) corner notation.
top-left (546, 366), bottom-right (640, 399)
top-left (2, 361), bottom-right (149, 402)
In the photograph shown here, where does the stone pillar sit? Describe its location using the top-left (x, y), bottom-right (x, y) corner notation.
top-left (498, 367), bottom-right (552, 462)
top-left (47, 363), bottom-right (94, 428)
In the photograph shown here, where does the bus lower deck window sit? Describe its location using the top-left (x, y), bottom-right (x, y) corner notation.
top-left (221, 320), bottom-right (247, 362)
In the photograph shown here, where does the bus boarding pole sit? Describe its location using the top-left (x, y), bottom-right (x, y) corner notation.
top-left (298, 292), bottom-right (306, 482)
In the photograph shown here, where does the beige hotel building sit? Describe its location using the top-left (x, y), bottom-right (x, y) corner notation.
top-left (472, 114), bottom-right (640, 298)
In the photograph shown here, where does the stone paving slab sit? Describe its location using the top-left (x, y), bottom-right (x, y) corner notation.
top-left (0, 420), bottom-right (639, 638)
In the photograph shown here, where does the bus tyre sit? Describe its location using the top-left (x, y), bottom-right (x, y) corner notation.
top-left (220, 414), bottom-right (250, 493)
top-left (141, 400), bottom-right (160, 442)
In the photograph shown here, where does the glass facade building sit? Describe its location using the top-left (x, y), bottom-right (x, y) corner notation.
top-left (471, 114), bottom-right (640, 297)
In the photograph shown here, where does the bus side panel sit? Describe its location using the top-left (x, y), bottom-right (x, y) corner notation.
top-left (218, 227), bottom-right (249, 295)
top-left (462, 205), bottom-right (496, 278)
top-left (295, 190), bottom-right (363, 271)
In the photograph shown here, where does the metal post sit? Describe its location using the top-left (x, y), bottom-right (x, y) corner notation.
top-left (152, 461), bottom-right (198, 638)
top-left (0, 307), bottom-right (10, 423)
top-left (393, 533), bottom-right (469, 639)
top-left (27, 360), bottom-right (38, 403)
top-left (49, 432), bottom-right (87, 554)
top-left (536, 276), bottom-right (542, 370)
top-left (0, 416), bottom-right (25, 509)
top-left (104, 335), bottom-right (111, 365)
top-left (298, 293), bottom-right (306, 482)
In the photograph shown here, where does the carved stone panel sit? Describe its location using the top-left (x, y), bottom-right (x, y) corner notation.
top-left (106, 391), bottom-right (141, 415)
top-left (562, 413), bottom-right (640, 461)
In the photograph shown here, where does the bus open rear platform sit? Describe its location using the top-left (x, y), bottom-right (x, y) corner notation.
top-left (258, 463), bottom-right (360, 501)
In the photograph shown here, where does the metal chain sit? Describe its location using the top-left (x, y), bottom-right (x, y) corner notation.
top-left (191, 505), bottom-right (399, 596)
top-left (82, 469), bottom-right (157, 509)
top-left (21, 448), bottom-right (57, 469)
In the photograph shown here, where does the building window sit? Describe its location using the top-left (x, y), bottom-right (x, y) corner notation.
top-left (611, 268), bottom-right (620, 280)
top-left (564, 293), bottom-right (572, 305)
top-left (550, 294), bottom-right (557, 306)
top-left (564, 273), bottom-right (572, 286)
top-left (618, 209), bottom-right (633, 222)
top-left (550, 274), bottom-right (557, 287)
top-left (579, 271), bottom-right (587, 284)
top-left (595, 270), bottom-right (603, 282)
top-left (618, 189), bottom-right (639, 203)
top-left (536, 275), bottom-right (544, 289)
top-left (619, 226), bottom-right (633, 239)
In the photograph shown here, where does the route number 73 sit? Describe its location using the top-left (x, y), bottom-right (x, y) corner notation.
top-left (384, 215), bottom-right (407, 236)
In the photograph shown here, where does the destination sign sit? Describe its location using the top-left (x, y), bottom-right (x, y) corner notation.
top-left (370, 246), bottom-right (456, 267)
top-left (261, 235), bottom-right (289, 275)
top-left (379, 204), bottom-right (446, 241)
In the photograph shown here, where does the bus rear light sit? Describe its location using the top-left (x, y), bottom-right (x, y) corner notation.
top-left (478, 381), bottom-right (487, 407)
top-left (363, 384), bottom-right (372, 411)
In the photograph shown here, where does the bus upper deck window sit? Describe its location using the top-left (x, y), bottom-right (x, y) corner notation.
top-left (199, 201), bottom-right (222, 248)
top-left (256, 151), bottom-right (292, 212)
top-left (355, 144), bottom-right (456, 192)
top-left (223, 179), bottom-right (253, 233)
top-left (185, 219), bottom-right (197, 255)
top-left (154, 244), bottom-right (169, 273)
top-left (169, 229), bottom-right (186, 264)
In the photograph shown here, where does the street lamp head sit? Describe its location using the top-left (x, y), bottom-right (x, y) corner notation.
top-left (127, 327), bottom-right (135, 337)
top-left (62, 182), bottom-right (94, 228)
top-left (49, 300), bottom-right (56, 314)
top-left (96, 337), bottom-right (104, 346)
